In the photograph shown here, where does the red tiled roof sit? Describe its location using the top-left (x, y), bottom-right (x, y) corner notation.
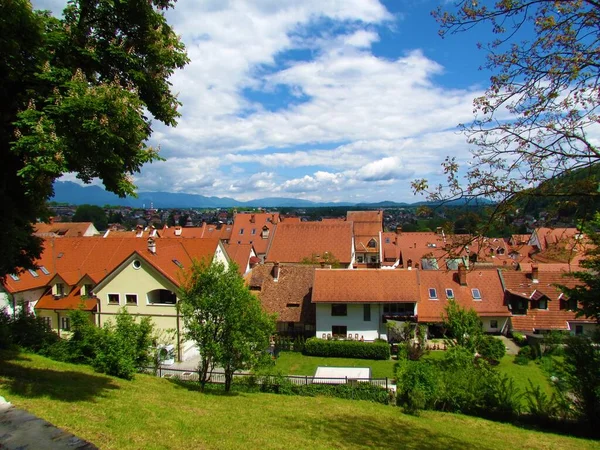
top-left (34, 222), bottom-right (97, 237)
top-left (230, 213), bottom-right (279, 254)
top-left (501, 269), bottom-right (594, 332)
top-left (249, 264), bottom-right (315, 324)
top-left (266, 222), bottom-right (353, 264)
top-left (224, 243), bottom-right (253, 274)
top-left (312, 269), bottom-right (420, 303)
top-left (4, 237), bottom-right (220, 293)
top-left (417, 270), bottom-right (509, 322)
top-left (35, 287), bottom-right (97, 311)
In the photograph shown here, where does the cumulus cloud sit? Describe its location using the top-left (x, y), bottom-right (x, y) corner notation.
top-left (34, 0), bottom-right (480, 203)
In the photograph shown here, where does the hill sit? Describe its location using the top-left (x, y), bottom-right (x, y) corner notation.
top-left (0, 351), bottom-right (595, 450)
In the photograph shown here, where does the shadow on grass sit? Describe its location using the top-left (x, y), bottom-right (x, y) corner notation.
top-left (0, 351), bottom-right (119, 403)
top-left (285, 412), bottom-right (492, 450)
top-left (166, 378), bottom-right (241, 396)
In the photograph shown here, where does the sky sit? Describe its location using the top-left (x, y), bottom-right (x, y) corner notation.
top-left (34, 0), bottom-right (498, 203)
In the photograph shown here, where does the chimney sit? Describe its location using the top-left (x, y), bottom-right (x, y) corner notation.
top-left (49, 216), bottom-right (54, 224)
top-left (250, 214), bottom-right (255, 223)
top-left (458, 263), bottom-right (467, 286)
top-left (531, 263), bottom-right (539, 283)
top-left (396, 225), bottom-right (402, 234)
top-left (273, 262), bottom-right (280, 282)
top-left (147, 237), bottom-right (156, 254)
top-left (407, 259), bottom-right (412, 270)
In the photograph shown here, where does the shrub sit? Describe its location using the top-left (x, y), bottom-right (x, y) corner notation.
top-left (477, 335), bottom-right (506, 363)
top-left (10, 308), bottom-right (59, 352)
top-left (395, 360), bottom-right (440, 414)
top-left (514, 354), bottom-right (530, 365)
top-left (0, 308), bottom-right (12, 350)
top-left (512, 332), bottom-right (527, 346)
top-left (304, 337), bottom-right (390, 360)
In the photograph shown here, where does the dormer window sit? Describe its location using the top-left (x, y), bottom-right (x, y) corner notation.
top-left (428, 288), bottom-right (438, 299)
top-left (471, 288), bottom-right (482, 300)
top-left (367, 238), bottom-right (377, 248)
top-left (83, 284), bottom-right (94, 296)
top-left (239, 228), bottom-right (244, 235)
top-left (445, 288), bottom-right (454, 299)
top-left (54, 283), bottom-right (64, 297)
top-left (261, 226), bottom-right (270, 239)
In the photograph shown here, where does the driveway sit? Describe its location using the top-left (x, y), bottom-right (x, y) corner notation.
top-left (497, 335), bottom-right (520, 355)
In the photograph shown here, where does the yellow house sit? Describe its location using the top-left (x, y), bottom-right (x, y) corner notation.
top-left (93, 238), bottom-right (229, 361)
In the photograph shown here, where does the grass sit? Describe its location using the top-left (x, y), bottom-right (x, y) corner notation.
top-left (274, 351), bottom-right (397, 378)
top-left (0, 350), bottom-right (596, 450)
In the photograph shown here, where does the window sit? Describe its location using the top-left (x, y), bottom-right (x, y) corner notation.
top-left (538, 298), bottom-right (548, 309)
top-left (369, 255), bottom-right (378, 263)
top-left (490, 320), bottom-right (498, 329)
top-left (356, 256), bottom-right (364, 263)
top-left (332, 325), bottom-right (347, 337)
top-left (566, 298), bottom-right (577, 311)
top-left (132, 259), bottom-right (142, 270)
top-left (239, 228), bottom-right (244, 235)
top-left (471, 288), bottom-right (482, 300)
top-left (108, 293), bottom-right (120, 305)
top-left (367, 238), bottom-right (377, 248)
top-left (43, 316), bottom-right (51, 328)
top-left (40, 266), bottom-right (50, 275)
top-left (55, 283), bottom-right (64, 297)
top-left (126, 294), bottom-right (138, 305)
top-left (445, 288), bottom-right (454, 299)
top-left (172, 259), bottom-right (184, 268)
top-left (83, 284), bottom-right (94, 296)
top-left (147, 289), bottom-right (176, 305)
top-left (331, 304), bottom-right (347, 316)
top-left (363, 304), bottom-right (371, 321)
top-left (383, 303), bottom-right (415, 315)
top-left (385, 237), bottom-right (390, 244)
top-left (28, 269), bottom-right (39, 278)
top-left (61, 317), bottom-right (71, 331)
top-left (428, 288), bottom-right (438, 299)
top-left (9, 274), bottom-right (19, 281)
top-left (251, 228), bottom-right (256, 235)
top-left (575, 325), bottom-right (584, 336)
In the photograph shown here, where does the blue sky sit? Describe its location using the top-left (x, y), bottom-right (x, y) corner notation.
top-left (36, 0), bottom-right (499, 203)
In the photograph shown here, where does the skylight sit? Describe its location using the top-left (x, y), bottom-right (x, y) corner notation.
top-left (28, 269), bottom-right (39, 278)
top-left (9, 274), bottom-right (19, 281)
top-left (428, 288), bottom-right (437, 299)
top-left (472, 288), bottom-right (482, 300)
top-left (445, 288), bottom-right (454, 298)
top-left (40, 266), bottom-right (50, 275)
top-left (172, 259), bottom-right (184, 268)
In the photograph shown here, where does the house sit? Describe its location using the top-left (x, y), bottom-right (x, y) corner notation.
top-left (347, 211), bottom-right (383, 267)
top-left (224, 242), bottom-right (257, 275)
top-left (311, 265), bottom-right (511, 341)
top-left (93, 237), bottom-right (228, 361)
top-left (230, 212), bottom-right (280, 261)
top-left (248, 263), bottom-right (316, 337)
top-left (34, 221), bottom-right (99, 237)
top-left (417, 265), bottom-right (510, 335)
top-left (500, 264), bottom-right (597, 335)
top-left (312, 269), bottom-right (420, 341)
top-left (265, 221), bottom-right (354, 267)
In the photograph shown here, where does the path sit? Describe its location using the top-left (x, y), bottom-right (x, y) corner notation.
top-left (0, 397), bottom-right (97, 450)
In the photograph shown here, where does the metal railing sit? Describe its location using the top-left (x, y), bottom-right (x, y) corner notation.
top-left (142, 366), bottom-right (390, 390)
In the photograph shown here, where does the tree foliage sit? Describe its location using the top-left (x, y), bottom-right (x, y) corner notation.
top-left (179, 261), bottom-right (275, 391)
top-left (72, 204), bottom-right (108, 231)
top-left (442, 299), bottom-right (483, 350)
top-left (0, 0), bottom-right (188, 278)
top-left (413, 0), bottom-right (600, 224)
top-left (559, 213), bottom-right (600, 321)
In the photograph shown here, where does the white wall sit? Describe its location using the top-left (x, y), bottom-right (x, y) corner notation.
top-left (316, 303), bottom-right (386, 341)
top-left (568, 322), bottom-right (598, 336)
top-left (1, 288), bottom-right (45, 316)
top-left (482, 317), bottom-right (509, 334)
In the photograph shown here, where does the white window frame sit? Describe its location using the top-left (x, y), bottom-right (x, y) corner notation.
top-left (428, 288), bottom-right (438, 300)
top-left (125, 293), bottom-right (138, 305)
top-left (471, 288), bottom-right (482, 300)
top-left (107, 293), bottom-right (120, 305)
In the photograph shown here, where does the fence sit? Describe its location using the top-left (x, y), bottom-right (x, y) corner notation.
top-left (142, 366), bottom-right (390, 390)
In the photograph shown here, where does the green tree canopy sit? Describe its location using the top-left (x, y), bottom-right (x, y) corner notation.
top-left (72, 204), bottom-right (108, 231)
top-left (1, 0), bottom-right (188, 278)
top-left (178, 260), bottom-right (275, 391)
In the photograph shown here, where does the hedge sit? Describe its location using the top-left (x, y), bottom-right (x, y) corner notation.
top-left (303, 337), bottom-right (390, 360)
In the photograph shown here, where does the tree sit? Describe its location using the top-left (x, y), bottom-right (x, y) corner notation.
top-left (442, 299), bottom-right (483, 351)
top-left (1, 0), bottom-right (188, 278)
top-left (179, 260), bottom-right (275, 391)
top-left (413, 1), bottom-right (600, 225)
top-left (559, 213), bottom-right (600, 321)
top-left (72, 204), bottom-right (108, 231)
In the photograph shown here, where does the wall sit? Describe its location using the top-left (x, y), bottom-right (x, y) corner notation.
top-left (316, 303), bottom-right (387, 341)
top-left (482, 317), bottom-right (509, 334)
top-left (1, 288), bottom-right (45, 316)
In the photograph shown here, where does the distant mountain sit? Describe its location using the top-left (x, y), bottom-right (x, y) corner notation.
top-left (51, 181), bottom-right (495, 209)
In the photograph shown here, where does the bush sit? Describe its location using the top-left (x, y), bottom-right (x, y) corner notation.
top-left (10, 308), bottom-right (59, 352)
top-left (0, 308), bottom-right (12, 350)
top-left (518, 344), bottom-right (541, 360)
top-left (395, 360), bottom-right (439, 414)
top-left (513, 354), bottom-right (530, 365)
top-left (512, 332), bottom-right (527, 347)
top-left (477, 335), bottom-right (506, 363)
top-left (303, 338), bottom-right (390, 360)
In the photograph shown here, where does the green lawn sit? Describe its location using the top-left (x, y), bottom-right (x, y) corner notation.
top-left (0, 351), bottom-right (595, 450)
top-left (274, 351), bottom-right (397, 378)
